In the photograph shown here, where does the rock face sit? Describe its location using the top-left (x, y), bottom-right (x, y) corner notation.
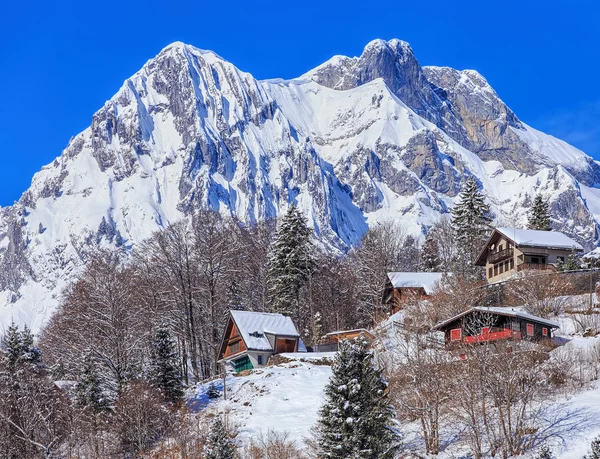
top-left (1, 39), bottom-right (599, 331)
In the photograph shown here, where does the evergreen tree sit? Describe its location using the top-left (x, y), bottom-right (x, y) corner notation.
top-left (205, 416), bottom-right (238, 459)
top-left (207, 382), bottom-right (221, 399)
top-left (565, 248), bottom-right (581, 271)
top-left (421, 229), bottom-right (441, 272)
top-left (315, 337), bottom-right (398, 459)
top-left (583, 436), bottom-right (600, 459)
top-left (451, 177), bottom-right (493, 281)
top-left (528, 194), bottom-right (552, 231)
top-left (2, 322), bottom-right (41, 371)
top-left (267, 204), bottom-right (314, 317)
top-left (75, 352), bottom-right (111, 412)
top-left (536, 445), bottom-right (554, 459)
top-left (148, 326), bottom-right (184, 404)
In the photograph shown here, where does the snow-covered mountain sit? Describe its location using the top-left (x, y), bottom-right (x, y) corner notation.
top-left (1, 38), bottom-right (599, 331)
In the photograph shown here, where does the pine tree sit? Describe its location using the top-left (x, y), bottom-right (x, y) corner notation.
top-left (536, 445), bottom-right (554, 459)
top-left (316, 337), bottom-right (399, 459)
top-left (451, 177), bottom-right (493, 281)
top-left (267, 204), bottom-right (314, 317)
top-left (205, 416), bottom-right (238, 459)
top-left (75, 352), bottom-right (111, 412)
top-left (565, 248), bottom-right (581, 271)
top-left (148, 326), bottom-right (184, 404)
top-left (421, 228), bottom-right (441, 272)
top-left (528, 194), bottom-right (552, 231)
top-left (2, 322), bottom-right (23, 369)
top-left (583, 437), bottom-right (600, 459)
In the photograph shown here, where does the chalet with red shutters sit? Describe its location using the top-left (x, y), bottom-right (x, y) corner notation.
top-left (218, 310), bottom-right (305, 373)
top-left (432, 306), bottom-right (559, 348)
top-left (475, 227), bottom-right (583, 283)
top-left (382, 272), bottom-right (449, 314)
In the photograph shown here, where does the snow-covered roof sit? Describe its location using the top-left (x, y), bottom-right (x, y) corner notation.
top-left (496, 227), bottom-right (583, 251)
top-left (230, 310), bottom-right (300, 351)
top-left (387, 272), bottom-right (448, 294)
top-left (433, 306), bottom-right (560, 331)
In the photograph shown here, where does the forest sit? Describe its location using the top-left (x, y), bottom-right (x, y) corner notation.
top-left (1, 177), bottom-right (600, 458)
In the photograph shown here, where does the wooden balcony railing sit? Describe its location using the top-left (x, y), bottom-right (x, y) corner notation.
top-left (517, 263), bottom-right (556, 272)
top-left (463, 329), bottom-right (521, 344)
top-left (489, 248), bottom-right (514, 264)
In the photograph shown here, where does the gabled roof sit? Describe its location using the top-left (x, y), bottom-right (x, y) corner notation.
top-left (387, 272), bottom-right (449, 294)
top-left (432, 306), bottom-right (560, 331)
top-left (230, 310), bottom-right (300, 351)
top-left (476, 227), bottom-right (583, 265)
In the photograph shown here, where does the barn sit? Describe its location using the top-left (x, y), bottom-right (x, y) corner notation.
top-left (218, 310), bottom-right (305, 372)
top-left (432, 306), bottom-right (559, 347)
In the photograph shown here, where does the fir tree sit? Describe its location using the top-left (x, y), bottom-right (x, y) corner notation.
top-left (315, 337), bottom-right (398, 459)
top-left (565, 248), bottom-right (581, 271)
top-left (207, 382), bottom-right (221, 399)
top-left (75, 352), bottom-right (111, 412)
top-left (267, 204), bottom-right (314, 317)
top-left (536, 445), bottom-right (554, 459)
top-left (148, 326), bottom-right (184, 404)
top-left (2, 322), bottom-right (41, 371)
top-left (583, 437), bottom-right (600, 459)
top-left (205, 416), bottom-right (238, 459)
top-left (421, 228), bottom-right (441, 272)
top-left (451, 177), bottom-right (493, 281)
top-left (528, 194), bottom-right (552, 231)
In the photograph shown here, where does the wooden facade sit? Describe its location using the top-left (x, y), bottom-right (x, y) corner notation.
top-left (476, 228), bottom-right (583, 284)
top-left (382, 272), bottom-right (448, 315)
top-left (433, 308), bottom-right (558, 348)
top-left (217, 311), bottom-right (302, 372)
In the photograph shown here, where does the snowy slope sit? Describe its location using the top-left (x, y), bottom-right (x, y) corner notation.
top-left (1, 39), bottom-right (600, 332)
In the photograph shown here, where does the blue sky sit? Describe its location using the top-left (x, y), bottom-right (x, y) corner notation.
top-left (0, 0), bottom-right (598, 206)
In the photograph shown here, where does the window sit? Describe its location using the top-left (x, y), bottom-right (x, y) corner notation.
top-left (527, 323), bottom-right (534, 336)
top-left (504, 260), bottom-right (509, 271)
top-left (489, 267), bottom-right (493, 278)
top-left (532, 257), bottom-right (540, 264)
top-left (557, 256), bottom-right (565, 263)
top-left (499, 244), bottom-right (503, 251)
top-left (542, 327), bottom-right (548, 337)
top-left (494, 265), bottom-right (499, 276)
top-left (450, 328), bottom-right (462, 341)
top-left (257, 355), bottom-right (263, 365)
top-left (510, 258), bottom-right (514, 269)
top-left (511, 321), bottom-right (520, 331)
top-left (229, 340), bottom-right (240, 354)
top-left (499, 263), bottom-right (504, 274)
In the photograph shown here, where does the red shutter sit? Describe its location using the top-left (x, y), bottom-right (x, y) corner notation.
top-left (542, 327), bottom-right (548, 336)
top-left (450, 328), bottom-right (462, 341)
top-left (527, 323), bottom-right (534, 336)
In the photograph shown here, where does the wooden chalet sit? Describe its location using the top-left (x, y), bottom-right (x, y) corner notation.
top-left (218, 310), bottom-right (305, 373)
top-left (382, 272), bottom-right (449, 314)
top-left (475, 227), bottom-right (583, 283)
top-left (315, 328), bottom-right (376, 352)
top-left (432, 307), bottom-right (559, 348)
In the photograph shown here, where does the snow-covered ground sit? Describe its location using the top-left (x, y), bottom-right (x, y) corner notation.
top-left (190, 353), bottom-right (335, 446)
top-left (188, 313), bottom-right (600, 457)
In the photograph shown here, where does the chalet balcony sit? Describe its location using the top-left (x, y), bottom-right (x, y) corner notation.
top-left (488, 248), bottom-right (514, 264)
top-left (517, 262), bottom-right (556, 273)
top-left (463, 328), bottom-right (521, 344)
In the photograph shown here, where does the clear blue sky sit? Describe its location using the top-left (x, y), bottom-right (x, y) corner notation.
top-left (0, 0), bottom-right (598, 206)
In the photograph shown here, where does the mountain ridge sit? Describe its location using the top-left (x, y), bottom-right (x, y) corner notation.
top-left (1, 38), bottom-right (598, 332)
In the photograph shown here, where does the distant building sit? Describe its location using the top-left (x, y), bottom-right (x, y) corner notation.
top-left (475, 227), bottom-right (583, 283)
top-left (432, 306), bottom-right (559, 348)
top-left (316, 328), bottom-right (376, 352)
top-left (382, 272), bottom-right (449, 314)
top-left (218, 310), bottom-right (305, 373)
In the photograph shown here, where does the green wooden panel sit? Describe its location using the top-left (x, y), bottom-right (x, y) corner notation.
top-left (233, 355), bottom-right (253, 372)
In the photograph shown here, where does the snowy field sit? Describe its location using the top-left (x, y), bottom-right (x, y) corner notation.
top-left (188, 319), bottom-right (600, 457)
top-left (190, 354), bottom-right (335, 446)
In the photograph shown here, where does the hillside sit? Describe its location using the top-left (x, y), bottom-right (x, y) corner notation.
top-left (1, 39), bottom-right (600, 331)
